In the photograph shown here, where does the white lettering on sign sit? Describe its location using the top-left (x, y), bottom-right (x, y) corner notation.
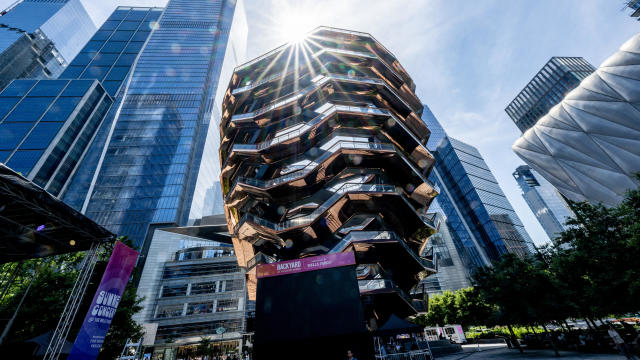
top-left (276, 260), bottom-right (301, 271)
top-left (90, 290), bottom-right (121, 320)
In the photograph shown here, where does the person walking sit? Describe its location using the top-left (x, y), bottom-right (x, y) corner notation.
top-left (608, 324), bottom-right (638, 360)
top-left (346, 349), bottom-right (358, 360)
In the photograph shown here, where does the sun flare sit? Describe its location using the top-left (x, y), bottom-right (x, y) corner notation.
top-left (273, 4), bottom-right (320, 44)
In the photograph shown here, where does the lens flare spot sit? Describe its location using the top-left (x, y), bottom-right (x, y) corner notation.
top-left (148, 21), bottom-right (159, 30)
top-left (386, 118), bottom-right (396, 127)
top-left (36, 224), bottom-right (45, 232)
top-left (284, 239), bottom-right (294, 248)
top-left (418, 159), bottom-right (428, 168)
top-left (171, 43), bottom-right (181, 54)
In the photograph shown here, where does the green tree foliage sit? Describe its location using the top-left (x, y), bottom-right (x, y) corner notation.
top-left (416, 180), bottom-right (639, 342)
top-left (471, 179), bottom-right (639, 332)
top-left (0, 238), bottom-right (144, 359)
top-left (454, 287), bottom-right (496, 327)
top-left (413, 287), bottom-right (496, 329)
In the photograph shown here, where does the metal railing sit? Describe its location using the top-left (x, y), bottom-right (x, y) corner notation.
top-left (232, 103), bottom-right (390, 152)
top-left (329, 230), bottom-right (401, 253)
top-left (359, 279), bottom-right (415, 309)
top-left (226, 140), bottom-right (394, 199)
top-left (375, 350), bottom-right (432, 360)
top-left (229, 72), bottom-right (413, 126)
top-left (246, 252), bottom-right (277, 270)
top-left (234, 183), bottom-right (397, 234)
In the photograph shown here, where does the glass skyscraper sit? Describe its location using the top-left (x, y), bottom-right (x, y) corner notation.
top-left (627, 0), bottom-right (640, 18)
top-left (434, 137), bottom-right (536, 261)
top-left (0, 79), bottom-right (112, 196)
top-left (57, 6), bottom-right (163, 96)
top-left (513, 165), bottom-right (574, 241)
top-left (83, 0), bottom-right (247, 249)
top-left (505, 57), bottom-right (595, 133)
top-left (421, 110), bottom-right (535, 273)
top-left (60, 6), bottom-right (163, 210)
top-left (0, 7), bottom-right (161, 204)
top-left (0, 0), bottom-right (95, 89)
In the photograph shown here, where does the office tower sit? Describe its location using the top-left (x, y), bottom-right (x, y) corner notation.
top-left (82, 0), bottom-right (248, 249)
top-left (0, 7), bottom-right (161, 203)
top-left (513, 33), bottom-right (640, 207)
top-left (0, 79), bottom-right (112, 195)
top-left (57, 6), bottom-right (163, 96)
top-left (420, 108), bottom-right (534, 293)
top-left (422, 104), bottom-right (446, 150)
top-left (513, 165), bottom-right (574, 241)
top-left (60, 6), bottom-right (162, 210)
top-left (134, 215), bottom-right (248, 357)
top-left (220, 26), bottom-right (438, 334)
top-left (627, 0), bottom-right (640, 18)
top-left (505, 57), bottom-right (595, 133)
top-left (433, 137), bottom-right (536, 264)
top-left (411, 106), bottom-right (473, 295)
top-left (416, 212), bottom-right (472, 295)
top-left (0, 0), bottom-right (95, 89)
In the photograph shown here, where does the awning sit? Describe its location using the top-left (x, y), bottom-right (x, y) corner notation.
top-left (376, 314), bottom-right (423, 336)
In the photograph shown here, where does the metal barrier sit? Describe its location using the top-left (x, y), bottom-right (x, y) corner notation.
top-left (375, 350), bottom-right (433, 360)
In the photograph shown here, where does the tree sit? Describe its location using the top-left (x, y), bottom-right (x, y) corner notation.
top-left (0, 237), bottom-right (145, 359)
top-left (454, 287), bottom-right (496, 328)
top-left (413, 287), bottom-right (496, 329)
top-left (472, 253), bottom-right (560, 352)
top-left (549, 181), bottom-right (640, 321)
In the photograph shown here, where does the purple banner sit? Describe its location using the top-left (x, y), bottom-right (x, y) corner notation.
top-left (68, 242), bottom-right (138, 360)
top-left (256, 252), bottom-right (356, 278)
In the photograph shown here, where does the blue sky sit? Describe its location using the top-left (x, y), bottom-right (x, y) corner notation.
top-left (3, 0), bottom-right (638, 245)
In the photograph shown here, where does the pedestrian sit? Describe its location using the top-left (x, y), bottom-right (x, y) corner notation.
top-left (608, 324), bottom-right (638, 360)
top-left (346, 349), bottom-right (358, 360)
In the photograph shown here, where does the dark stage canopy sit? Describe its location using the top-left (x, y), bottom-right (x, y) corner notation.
top-left (376, 314), bottom-right (423, 336)
top-left (0, 164), bottom-right (114, 263)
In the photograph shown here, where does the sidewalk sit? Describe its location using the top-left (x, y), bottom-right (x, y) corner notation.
top-left (436, 344), bottom-right (627, 359)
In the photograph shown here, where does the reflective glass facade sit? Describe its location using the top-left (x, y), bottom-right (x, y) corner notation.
top-left (0, 29), bottom-right (66, 90)
top-left (83, 0), bottom-right (247, 248)
top-left (0, 79), bottom-right (112, 195)
top-left (420, 109), bottom-right (489, 283)
top-left (60, 7), bottom-right (161, 211)
top-left (433, 137), bottom-right (535, 261)
top-left (413, 212), bottom-right (472, 296)
top-left (0, 0), bottom-right (95, 89)
top-left (58, 7), bottom-right (162, 96)
top-left (627, 0), bottom-right (640, 17)
top-left (422, 104), bottom-right (446, 151)
top-left (505, 57), bottom-right (595, 133)
top-left (513, 165), bottom-right (574, 241)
